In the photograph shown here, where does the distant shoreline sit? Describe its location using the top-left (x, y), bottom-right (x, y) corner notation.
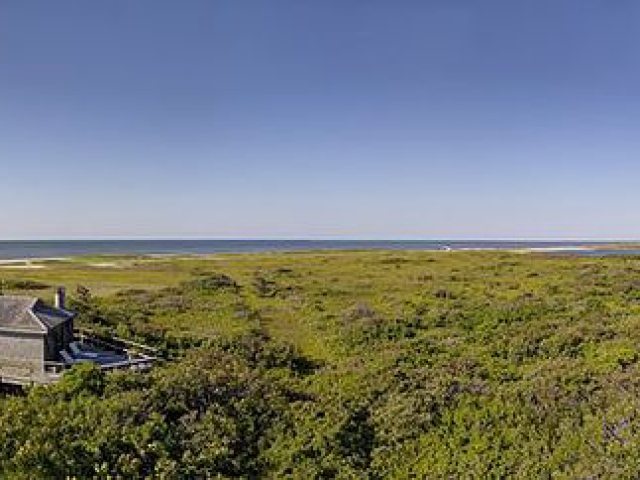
top-left (0, 239), bottom-right (638, 262)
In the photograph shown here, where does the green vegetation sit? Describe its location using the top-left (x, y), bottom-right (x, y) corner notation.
top-left (3, 250), bottom-right (640, 477)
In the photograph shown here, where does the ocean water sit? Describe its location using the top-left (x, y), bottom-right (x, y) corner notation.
top-left (574, 249), bottom-right (640, 256)
top-left (0, 239), bottom-right (633, 260)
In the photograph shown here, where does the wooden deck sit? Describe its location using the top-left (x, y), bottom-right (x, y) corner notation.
top-left (0, 329), bottom-right (158, 386)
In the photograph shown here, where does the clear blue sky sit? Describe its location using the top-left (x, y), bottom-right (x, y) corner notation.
top-left (1, 1), bottom-right (639, 239)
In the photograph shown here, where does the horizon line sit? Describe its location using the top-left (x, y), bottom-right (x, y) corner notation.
top-left (0, 237), bottom-right (638, 242)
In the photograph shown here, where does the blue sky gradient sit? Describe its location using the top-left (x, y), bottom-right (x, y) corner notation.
top-left (1, 1), bottom-right (639, 239)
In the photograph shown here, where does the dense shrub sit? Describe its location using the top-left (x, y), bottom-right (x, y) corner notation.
top-left (0, 278), bottom-right (49, 291)
top-left (3, 251), bottom-right (640, 476)
top-left (185, 273), bottom-right (239, 292)
top-left (0, 347), bottom-right (293, 478)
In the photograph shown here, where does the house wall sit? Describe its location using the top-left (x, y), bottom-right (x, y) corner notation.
top-left (45, 324), bottom-right (66, 361)
top-left (63, 318), bottom-right (74, 350)
top-left (44, 320), bottom-right (74, 361)
top-left (45, 328), bottom-right (60, 361)
top-left (0, 330), bottom-right (44, 381)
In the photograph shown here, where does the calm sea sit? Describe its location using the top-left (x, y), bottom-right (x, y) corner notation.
top-left (0, 240), bottom-right (634, 260)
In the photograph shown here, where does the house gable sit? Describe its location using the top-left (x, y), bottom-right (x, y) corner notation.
top-left (0, 297), bottom-right (47, 333)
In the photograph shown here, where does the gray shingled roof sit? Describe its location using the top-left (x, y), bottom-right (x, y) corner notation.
top-left (0, 296), bottom-right (74, 332)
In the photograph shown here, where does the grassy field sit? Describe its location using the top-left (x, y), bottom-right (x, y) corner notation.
top-left (3, 249), bottom-right (640, 477)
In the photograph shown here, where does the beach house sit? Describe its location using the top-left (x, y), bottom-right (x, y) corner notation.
top-left (0, 289), bottom-right (74, 384)
top-left (0, 288), bottom-right (156, 385)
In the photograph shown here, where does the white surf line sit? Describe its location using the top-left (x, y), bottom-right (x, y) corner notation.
top-left (0, 257), bottom-right (68, 265)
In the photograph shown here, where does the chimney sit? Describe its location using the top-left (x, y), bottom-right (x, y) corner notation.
top-left (54, 287), bottom-right (66, 310)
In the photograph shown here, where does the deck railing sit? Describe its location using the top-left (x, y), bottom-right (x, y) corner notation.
top-left (99, 357), bottom-right (156, 372)
top-left (43, 361), bottom-right (67, 375)
top-left (73, 328), bottom-right (159, 360)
